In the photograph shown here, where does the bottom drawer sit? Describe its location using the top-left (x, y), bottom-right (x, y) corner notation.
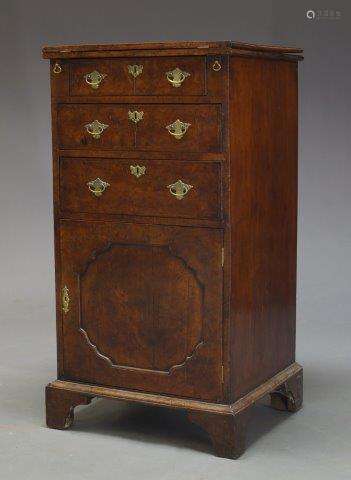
top-left (59, 157), bottom-right (221, 220)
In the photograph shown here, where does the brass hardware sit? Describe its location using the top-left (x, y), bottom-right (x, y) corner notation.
top-left (87, 178), bottom-right (110, 197)
top-left (62, 285), bottom-right (70, 314)
top-left (128, 64), bottom-right (143, 78)
top-left (130, 165), bottom-right (146, 178)
top-left (221, 365), bottom-right (224, 383)
top-left (128, 110), bottom-right (144, 123)
top-left (166, 67), bottom-right (190, 87)
top-left (221, 247), bottom-right (224, 267)
top-left (84, 70), bottom-right (107, 89)
top-left (84, 119), bottom-right (109, 139)
top-left (167, 179), bottom-right (193, 200)
top-left (53, 62), bottom-right (62, 74)
top-left (212, 60), bottom-right (222, 71)
top-left (166, 119), bottom-right (191, 140)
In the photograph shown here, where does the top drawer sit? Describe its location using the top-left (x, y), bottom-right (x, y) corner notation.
top-left (69, 57), bottom-right (205, 96)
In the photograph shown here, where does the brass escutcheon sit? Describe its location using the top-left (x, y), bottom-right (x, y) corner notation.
top-left (62, 285), bottom-right (70, 313)
top-left (87, 178), bottom-right (110, 197)
top-left (166, 119), bottom-right (191, 140)
top-left (84, 70), bottom-right (107, 89)
top-left (128, 64), bottom-right (143, 78)
top-left (212, 60), bottom-right (222, 71)
top-left (53, 62), bottom-right (62, 74)
top-left (130, 165), bottom-right (146, 178)
top-left (166, 67), bottom-right (190, 87)
top-left (167, 179), bottom-right (193, 200)
top-left (84, 119), bottom-right (109, 139)
top-left (128, 110), bottom-right (144, 123)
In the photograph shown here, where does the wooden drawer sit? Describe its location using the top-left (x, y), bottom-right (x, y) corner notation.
top-left (58, 104), bottom-right (221, 152)
top-left (69, 57), bottom-right (205, 96)
top-left (59, 157), bottom-right (221, 220)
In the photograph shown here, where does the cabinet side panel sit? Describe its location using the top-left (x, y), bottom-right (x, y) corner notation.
top-left (50, 60), bottom-right (65, 377)
top-left (229, 57), bottom-right (298, 400)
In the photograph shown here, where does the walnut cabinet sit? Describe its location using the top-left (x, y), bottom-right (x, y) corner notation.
top-left (43, 40), bottom-right (303, 458)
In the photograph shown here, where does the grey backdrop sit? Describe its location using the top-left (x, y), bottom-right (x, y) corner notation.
top-left (1, 1), bottom-right (350, 479)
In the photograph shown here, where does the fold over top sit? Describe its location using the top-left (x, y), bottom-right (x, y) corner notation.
top-left (42, 40), bottom-right (303, 60)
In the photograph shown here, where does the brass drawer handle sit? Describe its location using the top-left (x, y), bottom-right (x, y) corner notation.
top-left (87, 178), bottom-right (110, 197)
top-left (128, 110), bottom-right (144, 123)
top-left (166, 119), bottom-right (191, 140)
top-left (166, 67), bottom-right (190, 87)
top-left (212, 60), bottom-right (222, 71)
top-left (53, 62), bottom-right (62, 74)
top-left (62, 285), bottom-right (70, 313)
top-left (167, 180), bottom-right (193, 200)
top-left (84, 119), bottom-right (109, 139)
top-left (84, 70), bottom-right (107, 89)
top-left (130, 165), bottom-right (146, 178)
top-left (128, 64), bottom-right (143, 78)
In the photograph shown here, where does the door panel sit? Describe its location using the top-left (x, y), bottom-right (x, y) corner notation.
top-left (59, 220), bottom-right (223, 401)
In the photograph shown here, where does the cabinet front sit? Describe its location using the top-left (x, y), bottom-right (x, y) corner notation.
top-left (59, 221), bottom-right (223, 402)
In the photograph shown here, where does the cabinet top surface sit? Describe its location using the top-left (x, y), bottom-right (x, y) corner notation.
top-left (42, 40), bottom-right (303, 59)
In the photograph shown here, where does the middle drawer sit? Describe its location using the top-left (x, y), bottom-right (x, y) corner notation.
top-left (59, 157), bottom-right (221, 221)
top-left (58, 104), bottom-right (221, 153)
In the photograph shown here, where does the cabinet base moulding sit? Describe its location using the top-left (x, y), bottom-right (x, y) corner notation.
top-left (46, 362), bottom-right (303, 459)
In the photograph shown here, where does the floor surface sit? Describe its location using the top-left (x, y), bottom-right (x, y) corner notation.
top-left (0, 298), bottom-right (350, 480)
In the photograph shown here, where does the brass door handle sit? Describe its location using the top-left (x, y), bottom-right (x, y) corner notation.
top-left (128, 110), bottom-right (144, 123)
top-left (212, 60), bottom-right (222, 71)
top-left (128, 65), bottom-right (143, 78)
top-left (166, 119), bottom-right (191, 140)
top-left (166, 67), bottom-right (190, 87)
top-left (87, 178), bottom-right (110, 197)
top-left (84, 70), bottom-right (107, 89)
top-left (167, 180), bottom-right (193, 200)
top-left (84, 120), bottom-right (109, 139)
top-left (53, 62), bottom-right (62, 74)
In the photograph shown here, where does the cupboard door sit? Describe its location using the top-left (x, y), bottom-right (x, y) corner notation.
top-left (59, 221), bottom-right (223, 402)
